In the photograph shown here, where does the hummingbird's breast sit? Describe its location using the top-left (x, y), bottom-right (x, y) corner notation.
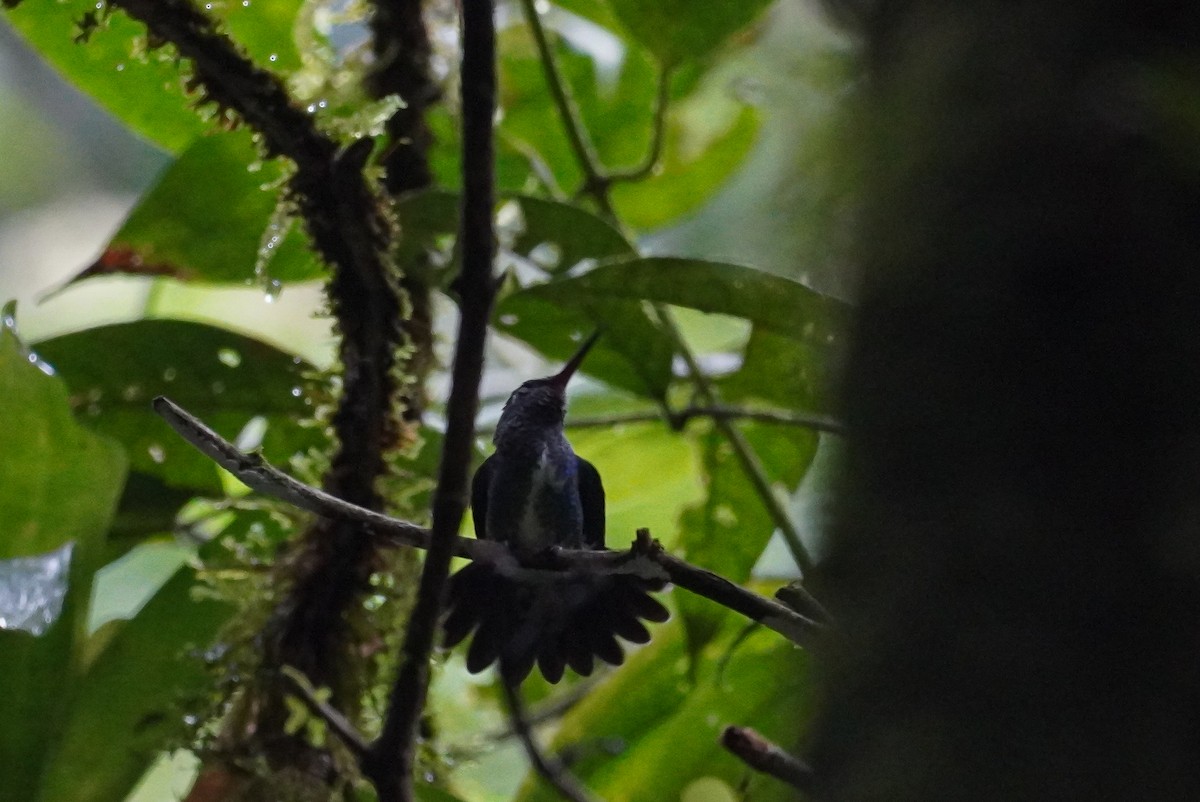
top-left (488, 438), bottom-right (584, 552)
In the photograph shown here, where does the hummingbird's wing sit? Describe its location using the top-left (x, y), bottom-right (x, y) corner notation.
top-left (576, 456), bottom-right (606, 549)
top-left (470, 454), bottom-right (495, 540)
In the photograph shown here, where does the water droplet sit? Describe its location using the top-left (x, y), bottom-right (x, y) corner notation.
top-left (569, 330), bottom-right (583, 342)
top-left (147, 444), bottom-right (166, 464)
top-left (204, 2), bottom-right (212, 8)
top-left (241, 0), bottom-right (249, 5)
top-left (217, 348), bottom-right (242, 368)
top-left (268, 53), bottom-right (278, 62)
top-left (162, 367), bottom-right (177, 382)
top-left (499, 313), bottom-right (519, 326)
top-left (306, 103), bottom-right (317, 114)
top-left (264, 278), bottom-right (283, 303)
top-left (121, 384), bottom-right (142, 401)
top-left (255, 201), bottom-right (294, 295)
top-left (714, 504), bottom-right (738, 527)
top-left (211, 381), bottom-right (226, 394)
top-left (0, 543), bottom-right (73, 636)
top-left (731, 76), bottom-right (768, 106)
top-left (115, 63), bottom-right (125, 72)
top-left (235, 416), bottom-right (267, 450)
top-left (317, 100), bottom-right (327, 109)
top-left (528, 241), bottom-right (562, 269)
top-left (495, 200), bottom-right (526, 240)
top-left (290, 386), bottom-right (302, 398)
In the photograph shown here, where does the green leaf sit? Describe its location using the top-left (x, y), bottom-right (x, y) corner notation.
top-left (510, 195), bottom-right (636, 272)
top-left (540, 257), bottom-right (850, 343)
top-left (220, 0), bottom-right (304, 75)
top-left (611, 105), bottom-right (760, 230)
top-left (567, 422), bottom-right (703, 551)
top-left (675, 423), bottom-right (816, 657)
top-left (606, 0), bottom-right (774, 67)
top-left (0, 590), bottom-right (79, 800)
top-left (722, 325), bottom-right (839, 414)
top-left (414, 784), bottom-right (471, 802)
top-left (516, 625), bottom-right (810, 802)
top-left (0, 335), bottom-right (128, 561)
top-left (496, 292), bottom-right (676, 401)
top-left (388, 190), bottom-right (672, 398)
top-left (36, 568), bottom-right (233, 802)
top-left (547, 0), bottom-right (625, 32)
top-left (6, 0), bottom-right (304, 153)
top-left (83, 131), bottom-right (322, 286)
top-left (35, 321), bottom-right (322, 492)
top-left (498, 25), bottom-right (658, 191)
top-left (105, 473), bottom-right (198, 561)
top-left (394, 190), bottom-right (635, 275)
top-left (0, 322), bottom-right (126, 798)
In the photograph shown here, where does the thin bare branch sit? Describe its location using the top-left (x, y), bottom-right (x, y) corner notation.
top-left (503, 681), bottom-right (602, 802)
top-left (280, 667), bottom-right (371, 762)
top-left (652, 309), bottom-right (823, 611)
top-left (368, 2), bottom-right (499, 799)
top-left (561, 404), bottom-right (846, 436)
top-left (605, 66), bottom-right (672, 185)
top-left (720, 726), bottom-right (814, 793)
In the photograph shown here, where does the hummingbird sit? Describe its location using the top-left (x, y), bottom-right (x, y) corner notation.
top-left (442, 333), bottom-right (670, 683)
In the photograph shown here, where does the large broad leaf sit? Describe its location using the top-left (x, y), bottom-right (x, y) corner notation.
top-left (395, 189), bottom-right (635, 276)
top-left (0, 322), bottom-right (126, 798)
top-left (499, 25), bottom-right (658, 195)
top-left (610, 105), bottom-right (760, 231)
top-left (511, 195), bottom-right (635, 274)
top-left (515, 625), bottom-right (810, 802)
top-left (722, 325), bottom-right (841, 414)
top-left (606, 0), bottom-right (775, 68)
top-left (389, 190), bottom-right (674, 399)
top-left (536, 257), bottom-right (850, 344)
top-left (6, 0), bottom-right (304, 153)
top-left (567, 422), bottom-right (703, 551)
top-left (35, 320), bottom-right (322, 492)
top-left (36, 568), bottom-right (232, 802)
top-left (78, 131), bottom-right (322, 286)
top-left (675, 423), bottom-right (817, 658)
top-left (496, 292), bottom-right (676, 402)
top-left (496, 24), bottom-right (760, 228)
top-left (105, 473), bottom-right (199, 562)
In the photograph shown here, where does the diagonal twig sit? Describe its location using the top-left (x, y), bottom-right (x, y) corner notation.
top-left (720, 726), bottom-right (814, 793)
top-left (280, 667), bottom-right (371, 762)
top-left (560, 404), bottom-right (846, 436)
top-left (503, 681), bottom-right (602, 802)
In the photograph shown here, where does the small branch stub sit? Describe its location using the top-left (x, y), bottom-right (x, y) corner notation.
top-left (720, 725), bottom-right (814, 793)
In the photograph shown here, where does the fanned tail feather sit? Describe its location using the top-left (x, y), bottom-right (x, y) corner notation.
top-left (443, 566), bottom-right (669, 683)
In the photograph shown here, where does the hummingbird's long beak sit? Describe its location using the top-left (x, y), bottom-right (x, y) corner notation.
top-left (548, 330), bottom-right (601, 388)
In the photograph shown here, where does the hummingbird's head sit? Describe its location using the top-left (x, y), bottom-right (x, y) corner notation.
top-left (493, 332), bottom-right (600, 447)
